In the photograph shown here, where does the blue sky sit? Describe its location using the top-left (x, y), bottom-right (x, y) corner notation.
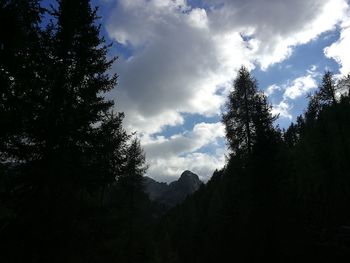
top-left (45, 0), bottom-right (350, 182)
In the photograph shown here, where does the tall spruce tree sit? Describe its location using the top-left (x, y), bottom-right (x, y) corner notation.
top-left (222, 66), bottom-right (276, 157)
top-left (117, 136), bottom-right (148, 214)
top-left (317, 71), bottom-right (337, 106)
top-left (37, 0), bottom-right (119, 192)
top-left (0, 1), bottom-right (154, 262)
top-left (222, 66), bottom-right (256, 156)
top-left (0, 0), bottom-right (43, 163)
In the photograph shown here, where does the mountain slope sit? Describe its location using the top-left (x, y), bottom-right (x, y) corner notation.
top-left (143, 170), bottom-right (202, 207)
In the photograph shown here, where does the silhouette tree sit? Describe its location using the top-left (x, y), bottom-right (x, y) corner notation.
top-left (109, 137), bottom-right (152, 263)
top-left (251, 93), bottom-right (278, 153)
top-left (89, 111), bottom-right (129, 205)
top-left (154, 68), bottom-right (350, 263)
top-left (35, 0), bottom-right (119, 192)
top-left (223, 66), bottom-right (256, 156)
top-left (116, 136), bottom-right (148, 214)
top-left (0, 1), bottom-right (136, 262)
top-left (222, 66), bottom-right (276, 157)
top-left (317, 71), bottom-right (338, 106)
top-left (0, 0), bottom-right (43, 163)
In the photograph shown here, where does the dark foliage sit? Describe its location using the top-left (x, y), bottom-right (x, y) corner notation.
top-left (154, 70), bottom-right (350, 263)
top-left (0, 1), bottom-right (152, 262)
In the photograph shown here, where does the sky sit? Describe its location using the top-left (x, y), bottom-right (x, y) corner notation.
top-left (50, 0), bottom-right (350, 182)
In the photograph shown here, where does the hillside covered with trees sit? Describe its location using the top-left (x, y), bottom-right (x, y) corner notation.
top-left (155, 67), bottom-right (350, 262)
top-left (1, 0), bottom-right (350, 262)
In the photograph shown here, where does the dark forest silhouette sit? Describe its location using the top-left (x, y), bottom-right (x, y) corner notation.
top-left (1, 1), bottom-right (350, 262)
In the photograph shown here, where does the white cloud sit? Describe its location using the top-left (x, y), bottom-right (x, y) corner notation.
top-left (324, 16), bottom-right (350, 75)
top-left (205, 0), bottom-right (348, 69)
top-left (122, 109), bottom-right (184, 134)
top-left (187, 8), bottom-right (209, 29)
top-left (104, 0), bottom-right (350, 181)
top-left (268, 67), bottom-right (320, 121)
top-left (265, 84), bottom-right (282, 97)
top-left (143, 122), bottom-right (224, 159)
top-left (271, 100), bottom-right (293, 120)
top-left (283, 74), bottom-right (318, 100)
top-left (107, 0), bottom-right (349, 136)
top-left (107, 2), bottom-right (238, 135)
top-left (310, 65), bottom-right (318, 72)
top-left (142, 122), bottom-right (226, 182)
top-left (147, 152), bottom-right (226, 182)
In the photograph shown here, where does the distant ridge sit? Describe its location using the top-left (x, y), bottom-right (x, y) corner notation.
top-left (143, 170), bottom-right (202, 207)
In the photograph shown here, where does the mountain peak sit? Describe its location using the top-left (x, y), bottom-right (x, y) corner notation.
top-left (180, 170), bottom-right (198, 178)
top-left (179, 170), bottom-right (200, 184)
top-left (143, 170), bottom-right (202, 207)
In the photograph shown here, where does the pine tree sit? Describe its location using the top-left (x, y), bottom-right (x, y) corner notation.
top-left (0, 1), bottom-right (153, 261)
top-left (317, 71), bottom-right (337, 106)
top-left (304, 93), bottom-right (321, 123)
top-left (118, 137), bottom-right (148, 203)
top-left (222, 66), bottom-right (256, 156)
top-left (222, 66), bottom-right (276, 157)
top-left (251, 93), bottom-right (278, 153)
top-left (110, 137), bottom-right (150, 263)
top-left (89, 111), bottom-right (129, 204)
top-left (124, 137), bottom-right (148, 180)
top-left (0, 0), bottom-right (44, 163)
top-left (36, 0), bottom-right (119, 191)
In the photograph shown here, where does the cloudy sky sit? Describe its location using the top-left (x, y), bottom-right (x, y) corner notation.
top-left (87, 0), bottom-right (350, 182)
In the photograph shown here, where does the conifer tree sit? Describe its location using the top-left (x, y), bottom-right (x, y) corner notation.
top-left (124, 138), bottom-right (148, 180)
top-left (0, 0), bottom-right (43, 163)
top-left (317, 71), bottom-right (337, 106)
top-left (0, 1), bottom-right (153, 262)
top-left (118, 137), bottom-right (148, 204)
top-left (251, 93), bottom-right (278, 152)
top-left (37, 0), bottom-right (119, 191)
top-left (222, 66), bottom-right (276, 157)
top-left (222, 66), bottom-right (256, 156)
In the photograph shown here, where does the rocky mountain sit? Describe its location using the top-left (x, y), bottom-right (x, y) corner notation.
top-left (143, 170), bottom-right (202, 207)
top-left (143, 176), bottom-right (168, 201)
